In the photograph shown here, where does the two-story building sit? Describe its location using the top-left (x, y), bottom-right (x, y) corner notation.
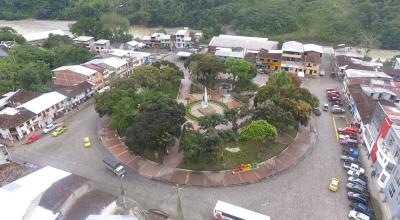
top-left (94, 39), bottom-right (110, 53)
top-left (302, 44), bottom-right (323, 76)
top-left (73, 36), bottom-right (95, 51)
top-left (86, 57), bottom-right (130, 78)
top-left (126, 40), bottom-right (146, 51)
top-left (51, 81), bottom-right (95, 111)
top-left (53, 65), bottom-right (102, 88)
top-left (0, 107), bottom-right (36, 141)
top-left (175, 29), bottom-right (191, 49)
top-left (256, 49), bottom-right (282, 71)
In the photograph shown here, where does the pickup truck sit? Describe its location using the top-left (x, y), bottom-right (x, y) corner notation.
top-left (103, 157), bottom-right (127, 178)
top-left (344, 162), bottom-right (365, 174)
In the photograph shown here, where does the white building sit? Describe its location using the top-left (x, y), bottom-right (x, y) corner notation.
top-left (23, 30), bottom-right (68, 46)
top-left (175, 29), bottom-right (191, 48)
top-left (19, 92), bottom-right (67, 127)
top-left (94, 39), bottom-right (110, 53)
top-left (126, 40), bottom-right (146, 51)
top-left (395, 58), bottom-right (400, 70)
top-left (87, 57), bottom-right (131, 78)
top-left (73, 36), bottom-right (95, 51)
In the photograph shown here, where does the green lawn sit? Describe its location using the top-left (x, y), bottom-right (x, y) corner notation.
top-left (143, 148), bottom-right (165, 163)
top-left (179, 140), bottom-right (288, 171)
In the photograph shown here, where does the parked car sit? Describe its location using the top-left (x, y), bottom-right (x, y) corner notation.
top-left (25, 132), bottom-right (40, 144)
top-left (52, 126), bottom-right (67, 137)
top-left (313, 108), bottom-right (321, 116)
top-left (83, 137), bottom-right (91, 148)
top-left (323, 103), bottom-right (329, 111)
top-left (348, 210), bottom-right (370, 220)
top-left (326, 88), bottom-right (339, 92)
top-left (347, 182), bottom-right (368, 194)
top-left (320, 70), bottom-right (325, 76)
top-left (344, 163), bottom-right (365, 174)
top-left (341, 155), bottom-right (357, 162)
top-left (348, 192), bottom-right (368, 205)
top-left (347, 171), bottom-right (368, 181)
top-left (338, 127), bottom-right (358, 135)
top-left (348, 177), bottom-right (368, 187)
top-left (329, 177), bottom-right (339, 192)
top-left (43, 123), bottom-right (57, 134)
top-left (332, 106), bottom-right (345, 114)
top-left (331, 99), bottom-right (344, 106)
top-left (350, 203), bottom-right (376, 220)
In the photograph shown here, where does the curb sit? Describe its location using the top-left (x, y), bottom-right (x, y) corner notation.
top-left (101, 117), bottom-right (317, 187)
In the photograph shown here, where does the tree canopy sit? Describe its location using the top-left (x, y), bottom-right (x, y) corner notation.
top-left (185, 54), bottom-right (226, 87)
top-left (239, 120), bottom-right (277, 142)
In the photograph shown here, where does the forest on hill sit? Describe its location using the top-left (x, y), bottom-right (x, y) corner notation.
top-left (0, 0), bottom-right (399, 49)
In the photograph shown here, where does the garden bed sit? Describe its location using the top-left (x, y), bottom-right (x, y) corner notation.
top-left (179, 140), bottom-right (288, 171)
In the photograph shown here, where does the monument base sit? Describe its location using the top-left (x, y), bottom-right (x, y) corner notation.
top-left (198, 106), bottom-right (216, 116)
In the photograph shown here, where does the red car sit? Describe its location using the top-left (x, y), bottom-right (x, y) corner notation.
top-left (338, 127), bottom-right (358, 135)
top-left (25, 132), bottom-right (40, 144)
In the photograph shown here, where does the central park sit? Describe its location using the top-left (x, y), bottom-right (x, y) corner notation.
top-left (94, 54), bottom-right (319, 173)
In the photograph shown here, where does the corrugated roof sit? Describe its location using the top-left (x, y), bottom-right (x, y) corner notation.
top-left (73, 36), bottom-right (94, 42)
top-left (0, 108), bottom-right (36, 129)
top-left (282, 41), bottom-right (304, 53)
top-left (215, 48), bottom-right (244, 59)
top-left (19, 92), bottom-right (67, 114)
top-left (53, 65), bottom-right (98, 76)
top-left (304, 44), bottom-right (323, 54)
top-left (23, 30), bottom-right (67, 42)
top-left (345, 69), bottom-right (392, 79)
top-left (8, 90), bottom-right (42, 105)
top-left (101, 57), bottom-right (127, 69)
top-left (94, 39), bottom-right (109, 45)
top-left (209, 35), bottom-right (278, 51)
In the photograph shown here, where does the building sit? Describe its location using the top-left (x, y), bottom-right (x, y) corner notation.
top-left (281, 41), bottom-right (304, 73)
top-left (86, 57), bottom-right (131, 78)
top-left (126, 40), bottom-right (146, 51)
top-left (141, 36), bottom-right (152, 47)
top-left (303, 44), bottom-right (323, 76)
top-left (343, 69), bottom-right (393, 95)
top-left (0, 91), bottom-right (17, 108)
top-left (215, 48), bottom-right (245, 60)
top-left (395, 58), bottom-right (400, 70)
top-left (94, 39), bottom-right (110, 53)
top-left (53, 65), bottom-right (102, 88)
top-left (147, 33), bottom-right (171, 48)
top-left (256, 49), bottom-right (282, 71)
top-left (0, 165), bottom-right (122, 220)
top-left (51, 81), bottom-right (95, 111)
top-left (0, 107), bottom-right (36, 141)
top-left (7, 90), bottom-right (41, 107)
top-left (175, 29), bottom-right (191, 48)
top-left (102, 49), bottom-right (151, 65)
top-left (23, 30), bottom-right (68, 46)
top-left (19, 92), bottom-right (67, 127)
top-left (73, 36), bottom-right (95, 51)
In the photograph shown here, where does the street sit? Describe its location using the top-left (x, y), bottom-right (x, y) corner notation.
top-left (9, 54), bottom-right (352, 220)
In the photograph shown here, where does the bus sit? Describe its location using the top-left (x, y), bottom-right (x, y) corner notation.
top-left (213, 200), bottom-right (272, 220)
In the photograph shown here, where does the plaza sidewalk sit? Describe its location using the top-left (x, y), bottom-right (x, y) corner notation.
top-left (100, 117), bottom-right (317, 187)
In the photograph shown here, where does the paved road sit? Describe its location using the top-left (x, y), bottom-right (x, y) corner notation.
top-left (9, 54), bottom-right (351, 220)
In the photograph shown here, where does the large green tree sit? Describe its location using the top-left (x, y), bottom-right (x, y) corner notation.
top-left (225, 58), bottom-right (256, 87)
top-left (125, 95), bottom-right (186, 155)
top-left (70, 17), bottom-right (105, 39)
top-left (185, 54), bottom-right (225, 87)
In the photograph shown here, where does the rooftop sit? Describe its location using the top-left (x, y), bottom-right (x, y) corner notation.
top-left (215, 48), bottom-right (245, 59)
top-left (73, 36), bottom-right (94, 42)
top-left (95, 39), bottom-right (109, 45)
top-left (209, 35), bottom-right (278, 51)
top-left (176, 29), bottom-right (189, 36)
top-left (345, 69), bottom-right (392, 79)
top-left (23, 30), bottom-right (67, 42)
top-left (51, 81), bottom-right (94, 98)
top-left (100, 57), bottom-right (128, 69)
top-left (304, 44), bottom-right (323, 54)
top-left (348, 84), bottom-right (395, 123)
top-left (7, 90), bottom-right (42, 105)
top-left (282, 41), bottom-right (304, 53)
top-left (0, 108), bottom-right (36, 129)
top-left (126, 40), bottom-right (139, 47)
top-left (361, 85), bottom-right (397, 97)
top-left (19, 92), bottom-right (67, 114)
top-left (142, 36), bottom-right (151, 41)
top-left (53, 65), bottom-right (98, 76)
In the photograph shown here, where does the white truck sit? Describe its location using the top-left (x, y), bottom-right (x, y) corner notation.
top-left (344, 162), bottom-right (365, 174)
top-left (103, 157), bottom-right (126, 178)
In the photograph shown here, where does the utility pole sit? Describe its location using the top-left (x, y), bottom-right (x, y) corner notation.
top-left (120, 176), bottom-right (126, 209)
top-left (174, 184), bottom-right (184, 220)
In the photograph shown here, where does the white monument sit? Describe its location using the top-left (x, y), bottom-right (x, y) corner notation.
top-left (201, 87), bottom-right (209, 108)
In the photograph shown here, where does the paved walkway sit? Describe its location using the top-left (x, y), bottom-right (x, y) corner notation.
top-left (100, 117), bottom-right (317, 187)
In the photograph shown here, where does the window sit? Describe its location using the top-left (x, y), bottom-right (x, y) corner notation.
top-left (388, 136), bottom-right (394, 146)
top-left (314, 70), bottom-right (317, 73)
top-left (380, 173), bottom-right (387, 183)
top-left (386, 162), bottom-right (395, 173)
top-left (389, 183), bottom-right (396, 198)
top-left (267, 59), bottom-right (271, 62)
top-left (395, 173), bottom-right (400, 187)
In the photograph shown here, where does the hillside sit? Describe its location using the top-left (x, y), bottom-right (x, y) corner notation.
top-left (0, 0), bottom-right (399, 49)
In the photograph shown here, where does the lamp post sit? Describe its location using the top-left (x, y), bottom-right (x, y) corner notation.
top-left (173, 184), bottom-right (184, 220)
top-left (119, 175), bottom-right (126, 209)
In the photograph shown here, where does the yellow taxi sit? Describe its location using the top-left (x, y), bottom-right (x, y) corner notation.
top-left (329, 177), bottom-right (339, 192)
top-left (52, 126), bottom-right (67, 137)
top-left (83, 137), bottom-right (91, 148)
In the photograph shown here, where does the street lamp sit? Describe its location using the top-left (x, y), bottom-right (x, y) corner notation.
top-left (173, 184), bottom-right (184, 220)
top-left (119, 175), bottom-right (126, 209)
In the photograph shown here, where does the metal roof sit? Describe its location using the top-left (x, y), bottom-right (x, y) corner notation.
top-left (209, 35), bottom-right (278, 51)
top-left (23, 30), bottom-right (67, 42)
top-left (19, 92), bottom-right (67, 114)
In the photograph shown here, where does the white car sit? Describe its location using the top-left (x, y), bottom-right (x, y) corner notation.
top-left (348, 170), bottom-right (363, 177)
top-left (344, 163), bottom-right (365, 174)
top-left (43, 123), bottom-right (57, 134)
top-left (349, 210), bottom-right (370, 220)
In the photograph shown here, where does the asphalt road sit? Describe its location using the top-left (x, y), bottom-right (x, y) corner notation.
top-left (9, 54), bottom-right (351, 220)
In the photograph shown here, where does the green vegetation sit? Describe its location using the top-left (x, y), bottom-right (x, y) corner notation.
top-left (179, 139), bottom-right (287, 171)
top-left (1, 0), bottom-right (400, 49)
top-left (0, 28), bottom-right (91, 94)
top-left (239, 120), bottom-right (277, 142)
